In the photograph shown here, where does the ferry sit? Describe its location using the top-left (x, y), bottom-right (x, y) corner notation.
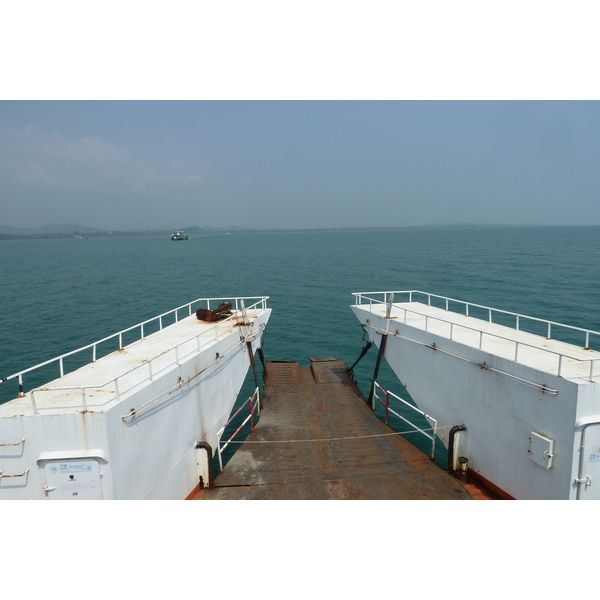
top-left (352, 290), bottom-right (600, 500)
top-left (171, 231), bottom-right (189, 240)
top-left (0, 296), bottom-right (270, 499)
top-left (5, 289), bottom-right (599, 500)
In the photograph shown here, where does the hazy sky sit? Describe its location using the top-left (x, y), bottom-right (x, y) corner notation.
top-left (3, 3), bottom-right (600, 231)
top-left (3, 2), bottom-right (600, 231)
top-left (0, 101), bottom-right (600, 229)
top-left (1, 101), bottom-right (599, 231)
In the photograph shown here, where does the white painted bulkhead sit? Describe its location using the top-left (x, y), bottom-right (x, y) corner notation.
top-left (352, 301), bottom-right (600, 500)
top-left (0, 305), bottom-right (270, 500)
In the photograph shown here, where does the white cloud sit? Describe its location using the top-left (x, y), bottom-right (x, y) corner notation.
top-left (0, 125), bottom-right (200, 193)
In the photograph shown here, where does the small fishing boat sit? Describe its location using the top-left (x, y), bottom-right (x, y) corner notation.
top-left (171, 231), bottom-right (189, 240)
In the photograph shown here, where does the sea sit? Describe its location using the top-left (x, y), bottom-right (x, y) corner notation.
top-left (2, 225), bottom-right (600, 465)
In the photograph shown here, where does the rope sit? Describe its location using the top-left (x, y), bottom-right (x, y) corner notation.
top-left (220, 423), bottom-right (453, 444)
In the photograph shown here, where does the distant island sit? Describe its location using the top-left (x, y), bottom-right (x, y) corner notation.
top-left (0, 223), bottom-right (248, 240)
top-left (0, 222), bottom-right (587, 241)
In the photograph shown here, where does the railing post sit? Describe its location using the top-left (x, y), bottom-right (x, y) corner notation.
top-left (558, 355), bottom-right (563, 377)
top-left (217, 429), bottom-right (223, 471)
top-left (114, 379), bottom-right (120, 402)
top-left (516, 315), bottom-right (520, 331)
top-left (30, 390), bottom-right (38, 414)
top-left (431, 419), bottom-right (437, 459)
top-left (59, 357), bottom-right (64, 378)
top-left (119, 333), bottom-right (123, 349)
top-left (385, 390), bottom-right (390, 425)
top-left (547, 322), bottom-right (552, 339)
top-left (81, 387), bottom-right (87, 412)
top-left (249, 394), bottom-right (255, 432)
top-left (18, 374), bottom-right (24, 397)
top-left (93, 344), bottom-right (97, 362)
top-left (585, 331), bottom-right (590, 349)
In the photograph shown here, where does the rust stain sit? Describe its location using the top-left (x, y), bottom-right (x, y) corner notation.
top-left (193, 359), bottom-right (483, 500)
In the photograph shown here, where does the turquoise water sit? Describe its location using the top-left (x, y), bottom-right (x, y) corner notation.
top-left (2, 226), bottom-right (600, 463)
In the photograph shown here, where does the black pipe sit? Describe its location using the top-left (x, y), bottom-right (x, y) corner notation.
top-left (448, 424), bottom-right (467, 472)
top-left (246, 341), bottom-right (260, 392)
top-left (367, 333), bottom-right (388, 408)
top-left (195, 441), bottom-right (215, 489)
top-left (257, 347), bottom-right (267, 382)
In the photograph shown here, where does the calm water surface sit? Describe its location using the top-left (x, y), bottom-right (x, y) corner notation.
top-left (2, 226), bottom-right (600, 460)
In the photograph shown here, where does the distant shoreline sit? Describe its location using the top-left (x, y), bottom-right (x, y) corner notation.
top-left (1, 223), bottom-right (597, 241)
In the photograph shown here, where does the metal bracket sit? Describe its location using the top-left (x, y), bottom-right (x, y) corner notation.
top-left (575, 475), bottom-right (592, 487)
top-left (0, 438), bottom-right (25, 447)
top-left (0, 468), bottom-right (30, 478)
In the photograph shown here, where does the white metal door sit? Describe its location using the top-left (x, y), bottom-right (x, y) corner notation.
top-left (578, 423), bottom-right (600, 500)
top-left (44, 459), bottom-right (104, 500)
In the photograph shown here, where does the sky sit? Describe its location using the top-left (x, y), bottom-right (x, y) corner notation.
top-left (1, 3), bottom-right (600, 231)
top-left (1, 101), bottom-right (599, 231)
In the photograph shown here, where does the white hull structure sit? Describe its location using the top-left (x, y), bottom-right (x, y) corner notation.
top-left (0, 297), bottom-right (270, 500)
top-left (352, 291), bottom-right (600, 500)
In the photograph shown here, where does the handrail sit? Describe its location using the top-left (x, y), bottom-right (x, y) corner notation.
top-left (354, 290), bottom-right (599, 381)
top-left (353, 290), bottom-right (600, 347)
top-left (0, 468), bottom-right (30, 478)
top-left (0, 438), bottom-right (25, 447)
top-left (1, 296), bottom-right (269, 402)
top-left (119, 330), bottom-right (253, 422)
top-left (24, 319), bottom-right (265, 415)
top-left (372, 382), bottom-right (437, 459)
top-left (216, 387), bottom-right (260, 471)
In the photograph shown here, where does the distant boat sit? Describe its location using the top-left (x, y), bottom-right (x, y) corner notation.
top-left (171, 231), bottom-right (189, 241)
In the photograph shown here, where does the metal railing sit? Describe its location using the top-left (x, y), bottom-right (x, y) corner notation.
top-left (216, 387), bottom-right (260, 471)
top-left (1, 296), bottom-right (269, 412)
top-left (372, 382), bottom-right (438, 459)
top-left (354, 290), bottom-right (600, 381)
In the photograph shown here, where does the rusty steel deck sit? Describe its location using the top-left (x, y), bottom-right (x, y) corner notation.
top-left (193, 358), bottom-right (491, 500)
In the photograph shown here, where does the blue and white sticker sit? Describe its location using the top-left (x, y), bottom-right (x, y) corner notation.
top-left (589, 453), bottom-right (600, 463)
top-left (59, 463), bottom-right (92, 473)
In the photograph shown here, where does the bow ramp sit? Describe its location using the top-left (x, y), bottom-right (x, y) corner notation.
top-left (195, 358), bottom-right (488, 500)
